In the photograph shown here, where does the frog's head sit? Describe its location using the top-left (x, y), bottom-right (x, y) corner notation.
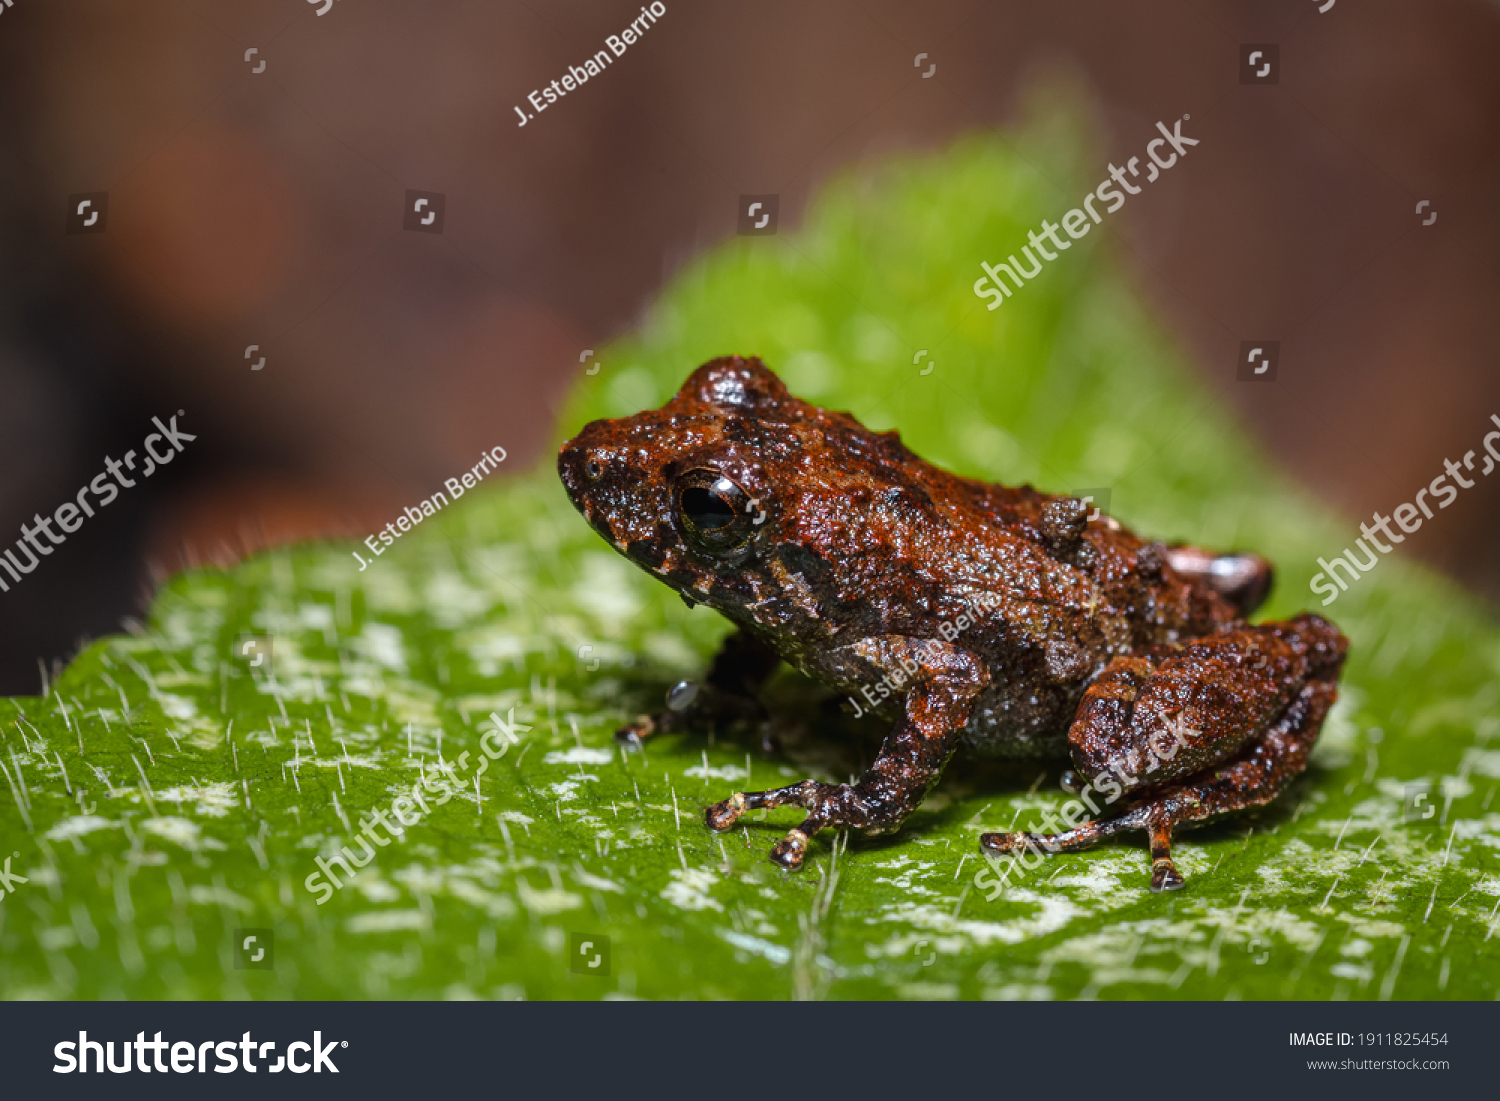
top-left (559, 356), bottom-right (791, 583)
top-left (558, 355), bottom-right (919, 628)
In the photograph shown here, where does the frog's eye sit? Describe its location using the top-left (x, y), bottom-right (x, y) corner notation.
top-left (675, 470), bottom-right (758, 556)
top-left (584, 453), bottom-right (605, 481)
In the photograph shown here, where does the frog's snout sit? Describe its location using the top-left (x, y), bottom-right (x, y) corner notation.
top-left (556, 432), bottom-right (587, 495)
top-left (558, 424), bottom-right (635, 551)
top-left (557, 425), bottom-right (607, 505)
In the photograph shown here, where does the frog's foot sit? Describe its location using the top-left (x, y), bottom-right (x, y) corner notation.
top-left (705, 790), bottom-right (750, 831)
top-left (614, 713), bottom-right (664, 749)
top-left (614, 683), bottom-right (773, 751)
top-left (706, 777), bottom-right (922, 869)
top-left (616, 678), bottom-right (717, 748)
top-left (982, 676), bottom-right (1338, 891)
top-left (980, 806), bottom-right (1180, 891)
top-left (1163, 545), bottom-right (1274, 617)
top-left (618, 629), bottom-right (781, 750)
top-left (704, 781), bottom-right (834, 868)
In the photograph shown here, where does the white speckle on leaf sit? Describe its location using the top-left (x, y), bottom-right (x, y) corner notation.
top-left (188, 884), bottom-right (254, 912)
top-left (447, 878), bottom-right (519, 919)
top-left (356, 878), bottom-right (402, 903)
top-left (662, 868), bottom-right (724, 913)
top-left (683, 762), bottom-right (749, 783)
top-left (574, 870), bottom-right (623, 893)
top-left (544, 747), bottom-right (614, 766)
top-left (1330, 961), bottom-right (1373, 982)
top-left (358, 623), bottom-right (408, 673)
top-left (517, 879), bottom-right (582, 914)
top-left (44, 815), bottom-right (117, 841)
top-left (720, 930), bottom-right (791, 964)
top-left (154, 783), bottom-right (238, 818)
top-left (347, 910), bottom-right (431, 933)
top-left (158, 694), bottom-right (197, 721)
top-left (142, 816), bottom-right (206, 849)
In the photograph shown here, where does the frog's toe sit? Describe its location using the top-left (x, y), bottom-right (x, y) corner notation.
top-left (979, 830), bottom-right (1032, 854)
top-left (613, 714), bottom-right (657, 748)
top-left (1150, 857), bottom-right (1185, 892)
top-left (768, 829), bottom-right (809, 870)
top-left (981, 826), bottom-right (1103, 856)
top-left (705, 792), bottom-right (747, 831)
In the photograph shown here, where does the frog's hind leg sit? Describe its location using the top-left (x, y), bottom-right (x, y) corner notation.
top-left (981, 614), bottom-right (1347, 891)
top-left (986, 678), bottom-right (1337, 890)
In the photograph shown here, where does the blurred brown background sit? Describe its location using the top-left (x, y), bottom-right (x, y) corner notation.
top-left (0, 0), bottom-right (1497, 693)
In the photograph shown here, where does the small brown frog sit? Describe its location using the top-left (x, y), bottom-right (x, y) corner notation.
top-left (558, 356), bottom-right (1347, 890)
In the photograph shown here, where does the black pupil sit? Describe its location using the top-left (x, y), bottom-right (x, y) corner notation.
top-left (682, 487), bottom-right (736, 529)
top-left (586, 461), bottom-right (601, 477)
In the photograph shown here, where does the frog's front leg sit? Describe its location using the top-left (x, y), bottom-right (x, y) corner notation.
top-left (982, 614), bottom-right (1348, 891)
top-left (615, 628), bottom-right (780, 749)
top-left (705, 637), bottom-right (989, 870)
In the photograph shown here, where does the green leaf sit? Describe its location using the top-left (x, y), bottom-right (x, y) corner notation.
top-left (3, 96), bottom-right (1497, 1000)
